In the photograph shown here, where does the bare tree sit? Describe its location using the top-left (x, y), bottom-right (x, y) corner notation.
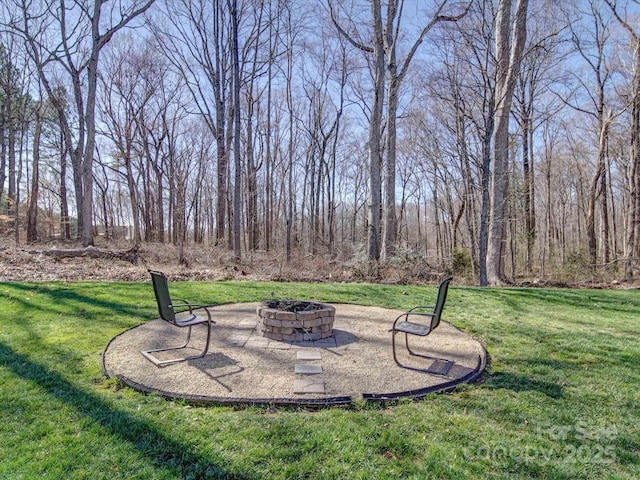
top-left (228, 0), bottom-right (242, 260)
top-left (4, 0), bottom-right (156, 246)
top-left (606, 0), bottom-right (640, 278)
top-left (152, 0), bottom-right (232, 247)
top-left (511, 7), bottom-right (565, 276)
top-left (379, 1), bottom-right (469, 260)
top-left (98, 36), bottom-right (155, 244)
top-left (485, 0), bottom-right (529, 285)
top-left (26, 100), bottom-right (41, 243)
top-left (564, 1), bottom-right (626, 270)
top-left (330, 0), bottom-right (468, 261)
top-left (0, 37), bottom-right (24, 220)
top-left (282, 0), bottom-right (299, 262)
top-left (429, 1), bottom-right (500, 283)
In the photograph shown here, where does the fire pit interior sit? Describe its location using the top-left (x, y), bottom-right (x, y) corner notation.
top-left (256, 300), bottom-right (335, 342)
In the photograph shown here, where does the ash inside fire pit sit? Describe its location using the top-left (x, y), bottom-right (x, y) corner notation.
top-left (263, 300), bottom-right (325, 312)
top-left (256, 300), bottom-right (335, 342)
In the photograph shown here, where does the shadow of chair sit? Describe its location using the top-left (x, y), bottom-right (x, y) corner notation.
top-left (142, 270), bottom-right (214, 367)
top-left (390, 277), bottom-right (453, 375)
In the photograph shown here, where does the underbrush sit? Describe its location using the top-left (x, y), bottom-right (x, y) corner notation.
top-left (1, 239), bottom-right (638, 288)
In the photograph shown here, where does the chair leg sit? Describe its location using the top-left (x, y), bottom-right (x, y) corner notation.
top-left (141, 322), bottom-right (212, 368)
top-left (391, 330), bottom-right (402, 367)
top-left (391, 330), bottom-right (453, 376)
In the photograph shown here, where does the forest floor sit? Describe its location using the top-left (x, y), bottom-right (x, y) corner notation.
top-left (0, 237), bottom-right (637, 288)
top-left (0, 238), bottom-right (437, 284)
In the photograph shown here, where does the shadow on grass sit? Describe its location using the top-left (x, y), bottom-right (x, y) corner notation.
top-left (484, 357), bottom-right (576, 399)
top-left (486, 371), bottom-right (564, 398)
top-left (0, 340), bottom-right (256, 480)
top-left (485, 287), bottom-right (640, 316)
top-left (4, 282), bottom-right (152, 326)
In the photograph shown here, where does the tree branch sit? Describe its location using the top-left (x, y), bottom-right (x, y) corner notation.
top-left (397, 0), bottom-right (471, 82)
top-left (327, 0), bottom-right (373, 53)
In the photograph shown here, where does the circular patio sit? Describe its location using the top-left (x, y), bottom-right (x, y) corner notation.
top-left (102, 303), bottom-right (486, 406)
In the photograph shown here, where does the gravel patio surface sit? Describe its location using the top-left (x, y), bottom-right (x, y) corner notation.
top-left (103, 303), bottom-right (486, 405)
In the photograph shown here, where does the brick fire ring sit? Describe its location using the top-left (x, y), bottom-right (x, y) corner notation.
top-left (256, 300), bottom-right (336, 342)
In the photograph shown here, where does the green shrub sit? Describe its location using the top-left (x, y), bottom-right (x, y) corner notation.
top-left (451, 248), bottom-right (472, 278)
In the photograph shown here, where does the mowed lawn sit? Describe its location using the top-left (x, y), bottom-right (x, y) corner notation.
top-left (0, 280), bottom-right (638, 479)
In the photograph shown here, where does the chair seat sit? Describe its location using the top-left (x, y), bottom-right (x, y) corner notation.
top-left (394, 321), bottom-right (431, 336)
top-left (174, 311), bottom-right (208, 327)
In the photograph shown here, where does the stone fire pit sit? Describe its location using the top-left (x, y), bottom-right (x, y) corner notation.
top-left (256, 300), bottom-right (336, 342)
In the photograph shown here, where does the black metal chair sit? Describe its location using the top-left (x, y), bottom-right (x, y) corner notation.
top-left (390, 277), bottom-right (453, 375)
top-left (142, 270), bottom-right (214, 367)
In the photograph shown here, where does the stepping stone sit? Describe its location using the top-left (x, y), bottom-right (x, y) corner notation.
top-left (296, 350), bottom-right (322, 360)
top-left (294, 364), bottom-right (322, 374)
top-left (293, 379), bottom-right (325, 394)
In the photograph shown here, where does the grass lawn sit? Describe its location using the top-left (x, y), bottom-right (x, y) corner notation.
top-left (0, 280), bottom-right (638, 479)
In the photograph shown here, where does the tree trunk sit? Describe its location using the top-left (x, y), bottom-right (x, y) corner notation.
top-left (367, 0), bottom-right (385, 262)
top-left (56, 127), bottom-right (70, 239)
top-left (486, 0), bottom-right (529, 285)
top-left (229, 0), bottom-right (242, 261)
top-left (478, 110), bottom-right (494, 286)
top-left (606, 0), bottom-right (640, 279)
top-left (0, 103), bottom-right (5, 212)
top-left (381, 0), bottom-right (399, 260)
top-left (600, 148), bottom-right (611, 265)
top-left (7, 93), bottom-right (16, 218)
top-left (215, 109), bottom-right (229, 247)
top-left (382, 74), bottom-right (399, 260)
top-left (626, 38), bottom-right (640, 278)
top-left (27, 107), bottom-right (41, 243)
top-left (124, 144), bottom-right (142, 244)
top-left (265, 23), bottom-right (274, 252)
top-left (587, 115), bottom-right (611, 267)
top-left (285, 46), bottom-right (294, 262)
top-left (42, 245), bottom-right (138, 264)
top-left (245, 111), bottom-right (258, 251)
top-left (521, 92), bottom-right (534, 274)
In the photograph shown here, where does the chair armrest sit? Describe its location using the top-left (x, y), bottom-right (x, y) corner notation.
top-left (170, 298), bottom-right (206, 310)
top-left (404, 306), bottom-right (436, 322)
top-left (406, 305), bottom-right (435, 314)
top-left (169, 298), bottom-right (192, 312)
top-left (170, 297), bottom-right (190, 305)
top-left (173, 303), bottom-right (207, 309)
top-left (406, 312), bottom-right (435, 320)
top-left (170, 299), bottom-right (212, 317)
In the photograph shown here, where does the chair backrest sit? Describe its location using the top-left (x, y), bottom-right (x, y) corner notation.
top-left (149, 270), bottom-right (176, 323)
top-left (430, 277), bottom-right (452, 330)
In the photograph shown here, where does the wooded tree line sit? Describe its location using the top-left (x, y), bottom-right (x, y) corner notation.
top-left (1, 0), bottom-right (639, 285)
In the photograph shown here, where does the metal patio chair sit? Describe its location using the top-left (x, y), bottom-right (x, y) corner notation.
top-left (390, 277), bottom-right (453, 375)
top-left (141, 270), bottom-right (214, 367)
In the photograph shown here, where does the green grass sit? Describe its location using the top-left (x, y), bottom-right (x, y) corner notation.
top-left (0, 280), bottom-right (638, 479)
